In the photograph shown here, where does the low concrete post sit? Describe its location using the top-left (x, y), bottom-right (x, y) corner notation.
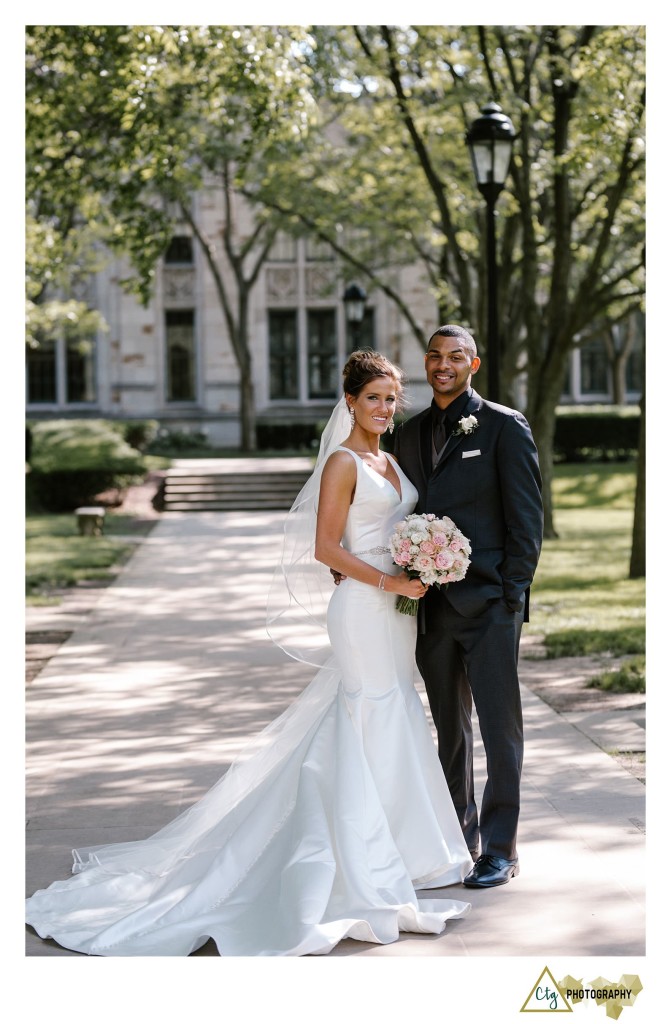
top-left (75, 507), bottom-right (106, 536)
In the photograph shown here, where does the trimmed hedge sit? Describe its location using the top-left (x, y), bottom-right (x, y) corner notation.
top-left (146, 426), bottom-right (210, 454)
top-left (28, 419), bottom-right (148, 512)
top-left (256, 421), bottom-right (323, 451)
top-left (228, 408), bottom-right (642, 458)
top-left (553, 406), bottom-right (640, 462)
top-left (25, 406), bottom-right (641, 481)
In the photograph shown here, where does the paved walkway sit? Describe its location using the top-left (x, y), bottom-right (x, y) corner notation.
top-left (25, 512), bottom-right (645, 958)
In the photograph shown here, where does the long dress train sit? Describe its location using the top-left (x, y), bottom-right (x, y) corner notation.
top-left (25, 448), bottom-right (472, 956)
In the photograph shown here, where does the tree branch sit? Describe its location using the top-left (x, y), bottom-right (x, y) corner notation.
top-left (379, 24), bottom-right (472, 320)
top-left (179, 199), bottom-right (241, 362)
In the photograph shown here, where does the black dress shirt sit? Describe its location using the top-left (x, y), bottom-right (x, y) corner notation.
top-left (431, 390), bottom-right (472, 465)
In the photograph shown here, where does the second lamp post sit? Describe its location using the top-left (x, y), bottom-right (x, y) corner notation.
top-left (466, 102), bottom-right (516, 403)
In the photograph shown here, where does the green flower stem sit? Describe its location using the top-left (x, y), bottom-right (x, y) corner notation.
top-left (396, 595), bottom-right (419, 616)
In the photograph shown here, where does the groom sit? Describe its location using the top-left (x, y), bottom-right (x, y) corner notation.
top-left (393, 324), bottom-right (543, 888)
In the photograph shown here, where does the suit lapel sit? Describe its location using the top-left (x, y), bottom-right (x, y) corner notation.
top-left (418, 409), bottom-right (432, 484)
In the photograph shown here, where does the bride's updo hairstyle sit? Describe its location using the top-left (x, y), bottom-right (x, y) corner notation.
top-left (342, 350), bottom-right (406, 407)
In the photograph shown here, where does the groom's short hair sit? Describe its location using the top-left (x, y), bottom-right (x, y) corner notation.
top-left (428, 325), bottom-right (477, 359)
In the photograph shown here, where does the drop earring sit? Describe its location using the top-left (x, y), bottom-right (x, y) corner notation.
top-left (349, 406), bottom-right (356, 428)
top-left (387, 420), bottom-right (395, 435)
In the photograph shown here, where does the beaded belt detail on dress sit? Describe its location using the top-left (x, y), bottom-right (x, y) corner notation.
top-left (352, 546), bottom-right (391, 556)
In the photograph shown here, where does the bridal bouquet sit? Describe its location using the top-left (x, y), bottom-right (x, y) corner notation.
top-left (389, 512), bottom-right (471, 615)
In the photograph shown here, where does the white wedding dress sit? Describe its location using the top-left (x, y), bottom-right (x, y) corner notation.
top-left (25, 446), bottom-right (472, 956)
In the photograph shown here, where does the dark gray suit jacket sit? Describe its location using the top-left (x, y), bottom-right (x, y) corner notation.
top-left (394, 389), bottom-right (543, 621)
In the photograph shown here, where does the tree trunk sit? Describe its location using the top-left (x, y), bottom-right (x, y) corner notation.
top-left (612, 353), bottom-right (627, 406)
top-left (604, 320), bottom-right (636, 406)
top-left (614, 352), bottom-right (631, 407)
top-left (629, 389), bottom-right (645, 578)
top-left (237, 300), bottom-right (257, 453)
top-left (529, 397), bottom-right (560, 540)
top-left (239, 361), bottom-right (257, 453)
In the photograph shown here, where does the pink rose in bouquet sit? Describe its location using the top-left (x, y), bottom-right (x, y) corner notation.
top-left (389, 512), bottom-right (471, 615)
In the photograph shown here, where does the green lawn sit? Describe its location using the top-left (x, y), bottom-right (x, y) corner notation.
top-left (25, 513), bottom-right (147, 600)
top-left (531, 462), bottom-right (644, 643)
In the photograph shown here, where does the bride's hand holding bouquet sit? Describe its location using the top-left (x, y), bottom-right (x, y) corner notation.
top-left (382, 571), bottom-right (429, 601)
top-left (390, 512), bottom-right (471, 615)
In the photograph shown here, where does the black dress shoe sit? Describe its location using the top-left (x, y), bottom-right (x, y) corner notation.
top-left (463, 855), bottom-right (519, 888)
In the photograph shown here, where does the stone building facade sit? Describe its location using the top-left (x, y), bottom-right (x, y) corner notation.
top-left (26, 191), bottom-right (643, 444)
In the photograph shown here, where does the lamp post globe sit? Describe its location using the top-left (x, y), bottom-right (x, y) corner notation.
top-left (342, 282), bottom-right (367, 348)
top-left (466, 103), bottom-right (516, 403)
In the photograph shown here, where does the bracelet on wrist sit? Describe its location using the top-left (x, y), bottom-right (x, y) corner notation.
top-left (378, 573), bottom-right (386, 591)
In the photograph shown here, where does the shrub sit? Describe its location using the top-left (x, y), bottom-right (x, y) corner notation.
top-left (146, 426), bottom-right (210, 454)
top-left (28, 419), bottom-right (147, 512)
top-left (121, 419), bottom-right (160, 451)
top-left (256, 421), bottom-right (323, 450)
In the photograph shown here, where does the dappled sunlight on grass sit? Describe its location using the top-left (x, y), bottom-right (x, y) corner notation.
top-left (552, 462), bottom-right (636, 509)
top-left (532, 497), bottom-right (643, 636)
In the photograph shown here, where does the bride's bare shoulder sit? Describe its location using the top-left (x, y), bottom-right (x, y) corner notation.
top-left (319, 450), bottom-right (357, 503)
top-left (322, 448), bottom-right (357, 476)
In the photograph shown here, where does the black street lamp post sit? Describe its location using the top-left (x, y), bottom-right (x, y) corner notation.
top-left (342, 282), bottom-right (367, 349)
top-left (466, 102), bottom-right (516, 403)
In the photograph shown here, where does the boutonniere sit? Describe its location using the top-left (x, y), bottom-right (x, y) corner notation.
top-left (452, 414), bottom-right (479, 438)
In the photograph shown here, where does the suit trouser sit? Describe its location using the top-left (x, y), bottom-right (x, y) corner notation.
top-left (416, 591), bottom-right (524, 861)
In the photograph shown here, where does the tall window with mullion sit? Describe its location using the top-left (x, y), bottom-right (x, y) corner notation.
top-left (269, 310), bottom-right (299, 400)
top-left (26, 338), bottom-right (57, 403)
top-left (580, 339), bottom-right (609, 395)
top-left (166, 310), bottom-right (196, 402)
top-left (26, 335), bottom-right (98, 405)
top-left (307, 309), bottom-right (337, 399)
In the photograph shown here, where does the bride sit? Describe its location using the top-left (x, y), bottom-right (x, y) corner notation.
top-left (25, 350), bottom-right (473, 957)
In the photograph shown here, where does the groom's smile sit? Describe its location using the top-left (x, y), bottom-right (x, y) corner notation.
top-left (425, 335), bottom-right (480, 407)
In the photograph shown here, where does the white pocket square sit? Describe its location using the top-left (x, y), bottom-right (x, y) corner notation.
top-left (462, 449), bottom-right (481, 459)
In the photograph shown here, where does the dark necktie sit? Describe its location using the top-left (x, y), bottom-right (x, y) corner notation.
top-left (433, 412), bottom-right (448, 453)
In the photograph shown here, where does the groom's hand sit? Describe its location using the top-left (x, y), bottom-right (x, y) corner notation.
top-left (330, 568), bottom-right (346, 586)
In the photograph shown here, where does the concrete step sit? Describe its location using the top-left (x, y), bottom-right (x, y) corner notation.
top-left (164, 479), bottom-right (308, 490)
top-left (165, 472), bottom-right (311, 482)
top-left (163, 498), bottom-right (303, 511)
top-left (164, 483), bottom-right (305, 493)
top-left (160, 466), bottom-right (312, 512)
